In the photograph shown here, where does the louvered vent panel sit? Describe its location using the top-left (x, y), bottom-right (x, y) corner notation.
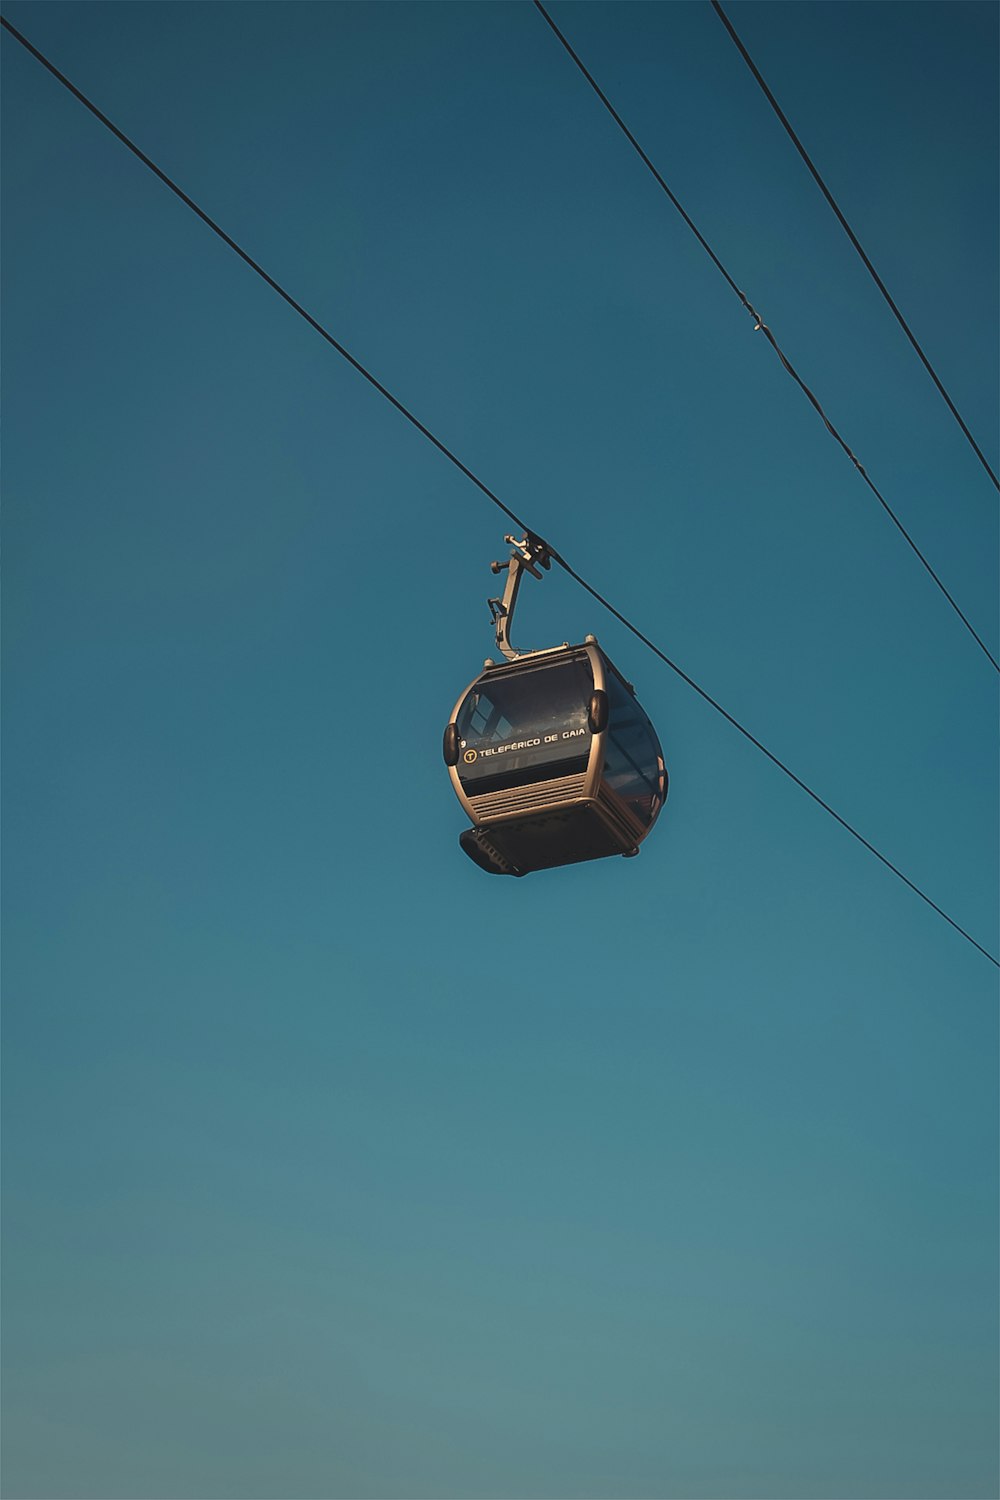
top-left (470, 772), bottom-right (588, 821)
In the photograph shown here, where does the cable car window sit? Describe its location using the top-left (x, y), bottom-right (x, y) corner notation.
top-left (456, 655), bottom-right (593, 788)
top-left (602, 668), bottom-right (661, 827)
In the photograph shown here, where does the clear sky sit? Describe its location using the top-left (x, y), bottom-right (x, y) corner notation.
top-left (2, 4), bottom-right (997, 1497)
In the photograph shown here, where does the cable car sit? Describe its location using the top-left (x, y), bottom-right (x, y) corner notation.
top-left (444, 534), bottom-right (667, 876)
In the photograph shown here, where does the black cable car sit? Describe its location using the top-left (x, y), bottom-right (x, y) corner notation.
top-left (444, 535), bottom-right (667, 876)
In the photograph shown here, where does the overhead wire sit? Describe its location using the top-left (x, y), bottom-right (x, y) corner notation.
top-left (532, 0), bottom-right (999, 675)
top-left (1, 13), bottom-right (996, 969)
top-left (710, 0), bottom-right (1000, 494)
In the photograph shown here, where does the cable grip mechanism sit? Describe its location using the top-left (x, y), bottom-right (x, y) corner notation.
top-left (487, 532), bottom-right (552, 661)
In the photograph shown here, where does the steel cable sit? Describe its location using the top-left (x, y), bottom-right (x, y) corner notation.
top-left (711, 0), bottom-right (1000, 493)
top-left (532, 0), bottom-right (999, 674)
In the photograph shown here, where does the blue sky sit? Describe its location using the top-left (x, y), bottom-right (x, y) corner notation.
top-left (2, 4), bottom-right (997, 1497)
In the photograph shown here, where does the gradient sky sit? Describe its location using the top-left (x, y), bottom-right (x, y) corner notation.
top-left (2, 4), bottom-right (997, 1498)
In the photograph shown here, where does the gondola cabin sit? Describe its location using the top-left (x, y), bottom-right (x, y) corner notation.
top-left (444, 638), bottom-right (667, 876)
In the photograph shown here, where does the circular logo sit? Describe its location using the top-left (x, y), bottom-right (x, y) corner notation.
top-left (462, 748), bottom-right (478, 765)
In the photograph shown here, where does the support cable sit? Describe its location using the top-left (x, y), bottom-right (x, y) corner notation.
top-left (532, 0), bottom-right (999, 674)
top-left (2, 14), bottom-right (995, 968)
top-left (711, 0), bottom-right (1000, 493)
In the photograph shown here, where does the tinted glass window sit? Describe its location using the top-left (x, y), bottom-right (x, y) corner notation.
top-left (457, 655), bottom-right (593, 790)
top-left (602, 668), bottom-right (662, 827)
